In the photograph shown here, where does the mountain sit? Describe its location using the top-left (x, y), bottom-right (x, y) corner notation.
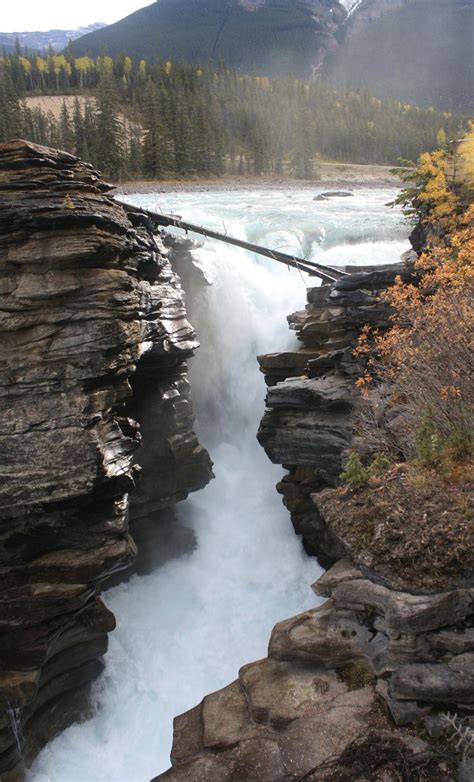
top-left (322, 0), bottom-right (474, 113)
top-left (71, 0), bottom-right (347, 78)
top-left (0, 23), bottom-right (106, 54)
top-left (71, 0), bottom-right (473, 113)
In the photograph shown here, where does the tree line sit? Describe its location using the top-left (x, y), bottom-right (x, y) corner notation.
top-left (0, 47), bottom-right (463, 181)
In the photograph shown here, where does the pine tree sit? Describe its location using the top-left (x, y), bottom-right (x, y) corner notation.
top-left (59, 101), bottom-right (75, 152)
top-left (47, 110), bottom-right (60, 149)
top-left (81, 100), bottom-right (97, 166)
top-left (0, 64), bottom-right (20, 141)
top-left (128, 124), bottom-right (143, 178)
top-left (142, 80), bottom-right (175, 178)
top-left (95, 72), bottom-right (126, 179)
top-left (72, 98), bottom-right (86, 158)
top-left (249, 116), bottom-right (270, 175)
top-left (291, 109), bottom-right (314, 179)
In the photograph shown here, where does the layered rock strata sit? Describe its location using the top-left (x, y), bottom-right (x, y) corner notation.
top-left (0, 140), bottom-right (212, 777)
top-left (156, 260), bottom-right (471, 780)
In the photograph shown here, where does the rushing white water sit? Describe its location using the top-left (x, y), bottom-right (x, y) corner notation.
top-left (340, 0), bottom-right (365, 18)
top-left (30, 187), bottom-right (409, 782)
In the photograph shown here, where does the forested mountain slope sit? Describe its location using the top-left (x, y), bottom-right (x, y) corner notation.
top-left (72, 0), bottom-right (473, 114)
top-left (322, 0), bottom-right (474, 113)
top-left (71, 0), bottom-right (346, 78)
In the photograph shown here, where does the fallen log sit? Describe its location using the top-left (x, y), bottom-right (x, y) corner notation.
top-left (118, 200), bottom-right (347, 284)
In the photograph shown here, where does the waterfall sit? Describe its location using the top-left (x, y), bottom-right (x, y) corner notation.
top-left (7, 704), bottom-right (24, 755)
top-left (29, 186), bottom-right (408, 782)
top-left (340, 0), bottom-right (365, 18)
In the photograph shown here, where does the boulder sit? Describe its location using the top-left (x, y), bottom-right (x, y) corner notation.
top-left (277, 687), bottom-right (375, 777)
top-left (269, 602), bottom-right (373, 669)
top-left (390, 654), bottom-right (474, 703)
top-left (314, 191), bottom-right (354, 200)
top-left (238, 658), bottom-right (347, 728)
top-left (331, 580), bottom-right (473, 634)
top-left (201, 681), bottom-right (254, 750)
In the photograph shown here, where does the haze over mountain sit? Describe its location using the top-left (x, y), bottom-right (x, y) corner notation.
top-left (323, 0), bottom-right (474, 114)
top-left (69, 0), bottom-right (473, 113)
top-left (0, 23), bottom-right (106, 54)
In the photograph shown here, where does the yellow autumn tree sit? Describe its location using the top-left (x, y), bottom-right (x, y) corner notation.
top-left (436, 127), bottom-right (447, 148)
top-left (75, 56), bottom-right (94, 89)
top-left (454, 122), bottom-right (474, 187)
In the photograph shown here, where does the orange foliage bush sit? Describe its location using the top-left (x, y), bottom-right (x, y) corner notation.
top-left (356, 141), bottom-right (474, 461)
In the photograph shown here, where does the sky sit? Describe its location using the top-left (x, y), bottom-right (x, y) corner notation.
top-left (0, 0), bottom-right (154, 32)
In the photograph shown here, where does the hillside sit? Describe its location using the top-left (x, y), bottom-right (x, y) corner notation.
top-left (1, 49), bottom-right (461, 181)
top-left (322, 0), bottom-right (474, 113)
top-left (71, 0), bottom-right (346, 78)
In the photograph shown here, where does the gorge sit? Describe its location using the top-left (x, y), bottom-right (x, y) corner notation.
top-left (1, 141), bottom-right (472, 782)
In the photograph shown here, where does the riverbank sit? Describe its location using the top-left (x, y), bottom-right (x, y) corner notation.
top-left (115, 162), bottom-right (401, 194)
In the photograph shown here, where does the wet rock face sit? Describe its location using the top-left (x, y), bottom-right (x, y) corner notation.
top-left (0, 140), bottom-right (212, 775)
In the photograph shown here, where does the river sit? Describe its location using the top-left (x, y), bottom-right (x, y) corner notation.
top-left (30, 186), bottom-right (409, 782)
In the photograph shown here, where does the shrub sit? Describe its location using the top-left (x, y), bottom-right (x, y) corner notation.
top-left (368, 452), bottom-right (391, 477)
top-left (415, 410), bottom-right (441, 463)
top-left (341, 451), bottom-right (370, 488)
top-left (339, 662), bottom-right (375, 691)
top-left (356, 133), bottom-right (474, 471)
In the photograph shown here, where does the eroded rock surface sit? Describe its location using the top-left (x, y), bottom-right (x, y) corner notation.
top-left (156, 554), bottom-right (470, 780)
top-left (0, 140), bottom-right (212, 776)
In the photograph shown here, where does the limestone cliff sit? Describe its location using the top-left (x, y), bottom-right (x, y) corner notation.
top-left (0, 140), bottom-right (212, 777)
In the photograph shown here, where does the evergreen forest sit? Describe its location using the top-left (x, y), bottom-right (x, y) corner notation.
top-left (0, 47), bottom-right (463, 181)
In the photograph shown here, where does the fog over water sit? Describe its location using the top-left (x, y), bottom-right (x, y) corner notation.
top-left (30, 187), bottom-right (409, 782)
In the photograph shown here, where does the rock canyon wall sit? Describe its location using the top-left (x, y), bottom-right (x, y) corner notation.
top-left (0, 140), bottom-right (212, 778)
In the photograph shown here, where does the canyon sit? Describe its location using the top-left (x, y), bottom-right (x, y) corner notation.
top-left (0, 141), bottom-right (471, 781)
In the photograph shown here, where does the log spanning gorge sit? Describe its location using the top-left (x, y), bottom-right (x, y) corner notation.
top-left (1, 141), bottom-right (472, 781)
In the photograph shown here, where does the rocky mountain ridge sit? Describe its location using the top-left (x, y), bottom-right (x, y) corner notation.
top-left (0, 23), bottom-right (106, 54)
top-left (0, 139), bottom-right (212, 779)
top-left (322, 0), bottom-right (473, 112)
